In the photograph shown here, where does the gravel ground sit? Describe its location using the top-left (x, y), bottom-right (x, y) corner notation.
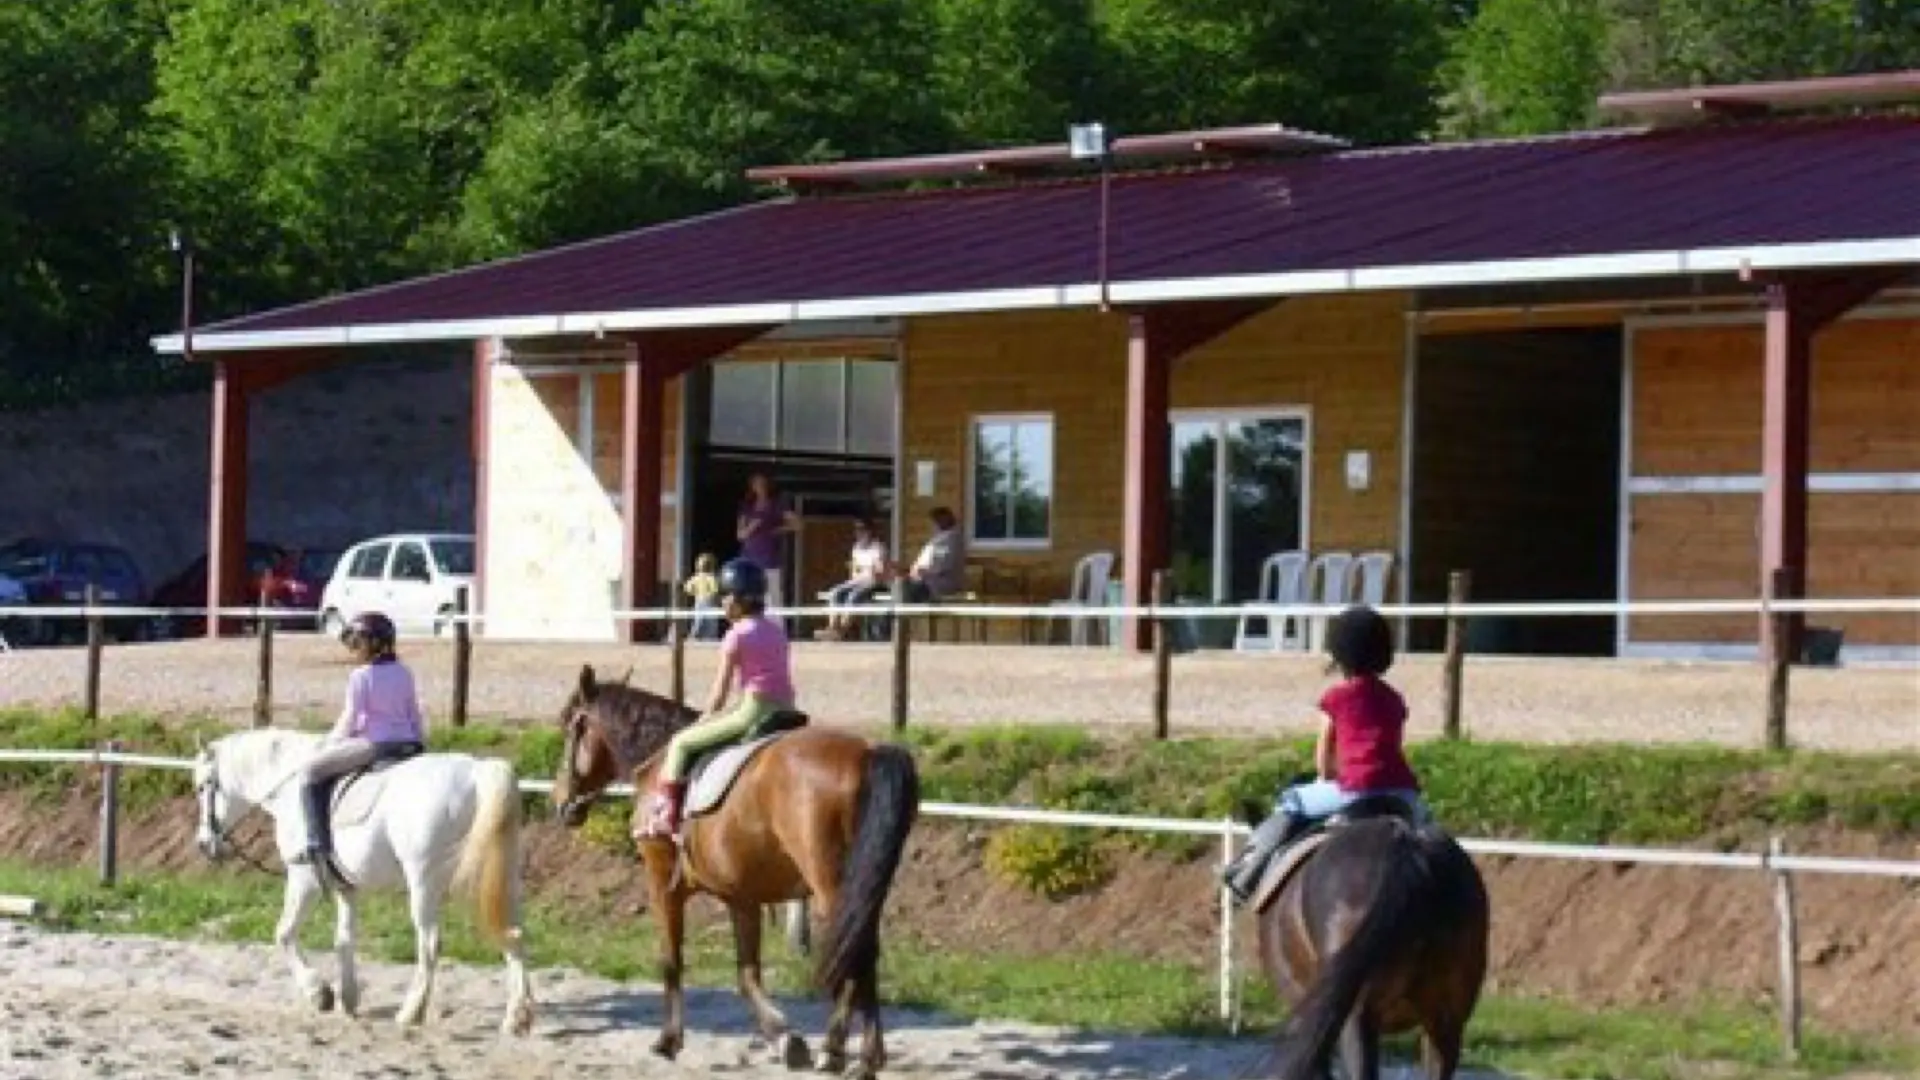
top-left (0, 920), bottom-right (1508, 1080)
top-left (1, 635), bottom-right (1914, 751)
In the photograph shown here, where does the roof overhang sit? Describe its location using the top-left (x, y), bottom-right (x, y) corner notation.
top-left (150, 236), bottom-right (1920, 356)
top-left (1597, 69), bottom-right (1920, 126)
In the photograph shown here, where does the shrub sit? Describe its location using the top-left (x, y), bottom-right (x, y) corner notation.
top-left (983, 825), bottom-right (1114, 900)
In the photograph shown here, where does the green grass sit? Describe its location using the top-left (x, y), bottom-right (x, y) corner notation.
top-left (0, 858), bottom-right (1909, 1080)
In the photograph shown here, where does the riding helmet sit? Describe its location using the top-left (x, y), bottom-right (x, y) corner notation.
top-left (1325, 604), bottom-right (1394, 677)
top-left (347, 611), bottom-right (398, 654)
top-left (718, 557), bottom-right (769, 601)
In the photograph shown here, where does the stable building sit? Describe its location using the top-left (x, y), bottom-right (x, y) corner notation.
top-left (154, 71), bottom-right (1920, 662)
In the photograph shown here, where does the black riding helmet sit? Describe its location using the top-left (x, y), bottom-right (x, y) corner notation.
top-left (1325, 604), bottom-right (1393, 678)
top-left (345, 611), bottom-right (398, 660)
top-left (718, 558), bottom-right (769, 602)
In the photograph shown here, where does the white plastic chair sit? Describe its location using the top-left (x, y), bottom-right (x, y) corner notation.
top-left (1303, 551), bottom-right (1356, 651)
top-left (1352, 550), bottom-right (1396, 607)
top-left (1047, 551), bottom-right (1115, 646)
top-left (1234, 550), bottom-right (1310, 653)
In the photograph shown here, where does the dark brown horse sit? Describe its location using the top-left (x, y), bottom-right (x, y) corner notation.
top-left (1246, 799), bottom-right (1490, 1080)
top-left (550, 665), bottom-right (919, 1079)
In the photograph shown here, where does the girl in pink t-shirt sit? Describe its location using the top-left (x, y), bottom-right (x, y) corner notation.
top-left (639, 558), bottom-right (797, 840)
top-left (292, 611), bottom-right (427, 882)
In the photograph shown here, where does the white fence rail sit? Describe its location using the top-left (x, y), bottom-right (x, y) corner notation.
top-left (4, 596), bottom-right (1920, 623)
top-left (0, 746), bottom-right (1912, 1045)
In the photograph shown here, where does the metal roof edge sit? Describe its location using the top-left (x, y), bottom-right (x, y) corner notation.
top-left (152, 237), bottom-right (1920, 356)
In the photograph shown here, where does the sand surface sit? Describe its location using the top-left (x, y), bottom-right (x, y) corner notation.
top-left (0, 920), bottom-right (1524, 1080)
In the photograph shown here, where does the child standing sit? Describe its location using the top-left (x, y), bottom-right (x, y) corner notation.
top-left (683, 553), bottom-right (722, 641)
top-left (638, 557), bottom-right (796, 841)
top-left (292, 611), bottom-right (427, 885)
top-left (1222, 604), bottom-right (1427, 905)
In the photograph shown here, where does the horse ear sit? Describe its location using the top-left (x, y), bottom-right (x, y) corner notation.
top-left (617, 666), bottom-right (633, 687)
top-left (194, 732), bottom-right (206, 754)
top-left (578, 664), bottom-right (597, 701)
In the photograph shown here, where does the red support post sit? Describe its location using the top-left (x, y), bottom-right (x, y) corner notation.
top-left (621, 343), bottom-right (667, 645)
top-left (1118, 300), bottom-right (1275, 652)
top-left (206, 359), bottom-right (250, 638)
top-left (470, 340), bottom-right (493, 620)
top-left (1754, 269), bottom-right (1901, 664)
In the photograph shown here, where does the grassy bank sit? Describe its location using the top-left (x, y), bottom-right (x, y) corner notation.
top-left (3, 706), bottom-right (1915, 846)
top-left (0, 857), bottom-right (1911, 1080)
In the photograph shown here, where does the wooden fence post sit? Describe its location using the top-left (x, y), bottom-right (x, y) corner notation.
top-left (83, 584), bottom-right (104, 721)
top-left (450, 586), bottom-right (472, 728)
top-left (1764, 567), bottom-right (1792, 753)
top-left (890, 588), bottom-right (911, 732)
top-left (1768, 835), bottom-right (1803, 1060)
top-left (1151, 571), bottom-right (1172, 740)
top-left (669, 588), bottom-right (687, 708)
top-left (252, 589), bottom-right (274, 729)
top-left (98, 739), bottom-right (122, 887)
top-left (1441, 570), bottom-right (1471, 741)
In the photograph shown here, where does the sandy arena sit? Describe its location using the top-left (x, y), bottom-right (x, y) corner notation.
top-left (0, 920), bottom-right (1521, 1080)
top-left (2, 635), bottom-right (1916, 750)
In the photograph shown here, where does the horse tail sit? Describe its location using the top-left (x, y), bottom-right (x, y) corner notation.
top-left (814, 743), bottom-right (919, 995)
top-left (452, 757), bottom-right (524, 949)
top-left (1273, 825), bottom-right (1436, 1080)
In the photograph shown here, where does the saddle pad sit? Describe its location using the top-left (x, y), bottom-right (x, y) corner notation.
top-left (1250, 832), bottom-right (1332, 916)
top-left (685, 732), bottom-right (791, 822)
top-left (327, 756), bottom-right (420, 830)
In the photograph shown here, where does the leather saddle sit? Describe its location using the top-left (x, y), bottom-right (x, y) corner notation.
top-left (1247, 793), bottom-right (1429, 914)
top-left (680, 710), bottom-right (810, 828)
top-left (314, 742), bottom-right (425, 831)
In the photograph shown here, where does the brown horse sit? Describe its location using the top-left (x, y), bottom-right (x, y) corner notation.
top-left (549, 665), bottom-right (919, 1078)
top-left (1245, 797), bottom-right (1490, 1080)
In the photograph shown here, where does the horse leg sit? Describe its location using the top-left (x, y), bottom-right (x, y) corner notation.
top-left (1337, 1008), bottom-right (1381, 1080)
top-left (332, 891), bottom-right (361, 1018)
top-left (395, 864), bottom-right (450, 1028)
top-left (730, 901), bottom-right (811, 1069)
top-left (1419, 1014), bottom-right (1465, 1080)
top-left (650, 871), bottom-right (689, 1061)
top-left (808, 881), bottom-right (857, 1076)
top-left (276, 870), bottom-right (334, 1013)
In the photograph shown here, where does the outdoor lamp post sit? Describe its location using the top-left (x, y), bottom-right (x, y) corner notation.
top-left (1069, 122), bottom-right (1114, 311)
top-left (169, 228), bottom-right (196, 364)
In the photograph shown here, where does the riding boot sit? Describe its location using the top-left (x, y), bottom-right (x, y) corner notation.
top-left (1222, 810), bottom-right (1309, 906)
top-left (291, 781), bottom-right (332, 866)
top-left (637, 779), bottom-right (688, 841)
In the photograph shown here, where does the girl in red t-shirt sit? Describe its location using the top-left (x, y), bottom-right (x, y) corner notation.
top-left (1223, 605), bottom-right (1429, 905)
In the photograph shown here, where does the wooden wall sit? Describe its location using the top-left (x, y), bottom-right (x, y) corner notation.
top-left (1625, 314), bottom-right (1920, 650)
top-left (897, 293), bottom-right (1408, 606)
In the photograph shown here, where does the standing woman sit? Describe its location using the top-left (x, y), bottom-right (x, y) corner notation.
top-left (736, 472), bottom-right (800, 613)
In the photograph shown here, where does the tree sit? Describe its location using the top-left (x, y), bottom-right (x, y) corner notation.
top-left (1438, 0), bottom-right (1611, 137)
top-left (929, 0), bottom-right (1109, 146)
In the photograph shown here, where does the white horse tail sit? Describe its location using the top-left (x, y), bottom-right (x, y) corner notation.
top-left (452, 757), bottom-right (523, 948)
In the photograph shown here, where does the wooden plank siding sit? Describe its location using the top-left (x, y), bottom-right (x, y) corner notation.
top-left (1625, 313), bottom-right (1920, 650)
top-left (897, 294), bottom-right (1408, 613)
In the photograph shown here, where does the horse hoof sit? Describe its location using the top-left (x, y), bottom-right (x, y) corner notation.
top-left (503, 1003), bottom-right (536, 1038)
top-left (312, 985), bottom-right (336, 1013)
top-left (779, 1032), bottom-right (813, 1071)
top-left (651, 1034), bottom-right (682, 1061)
top-left (815, 1050), bottom-right (849, 1075)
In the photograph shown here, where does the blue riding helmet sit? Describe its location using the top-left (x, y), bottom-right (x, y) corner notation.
top-left (718, 558), bottom-right (768, 601)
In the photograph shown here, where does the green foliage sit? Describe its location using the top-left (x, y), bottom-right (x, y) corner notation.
top-left (983, 824), bottom-right (1115, 899)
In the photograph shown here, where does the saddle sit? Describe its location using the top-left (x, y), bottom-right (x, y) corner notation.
top-left (1246, 794), bottom-right (1427, 915)
top-left (677, 710), bottom-right (810, 833)
top-left (313, 742), bottom-right (425, 831)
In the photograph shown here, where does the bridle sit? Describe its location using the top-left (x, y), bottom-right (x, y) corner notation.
top-left (554, 711), bottom-right (606, 822)
top-left (196, 756), bottom-right (299, 877)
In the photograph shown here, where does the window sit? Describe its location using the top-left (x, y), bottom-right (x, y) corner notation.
top-left (970, 415), bottom-right (1053, 546)
top-left (428, 537), bottom-right (476, 576)
top-left (1170, 411), bottom-right (1308, 603)
top-left (708, 357), bottom-right (896, 457)
top-left (390, 543), bottom-right (432, 582)
top-left (347, 544), bottom-right (390, 580)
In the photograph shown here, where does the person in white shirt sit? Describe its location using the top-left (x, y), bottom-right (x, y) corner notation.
top-left (816, 519), bottom-right (889, 641)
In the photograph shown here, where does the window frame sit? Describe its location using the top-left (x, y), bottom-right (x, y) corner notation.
top-left (966, 411), bottom-right (1056, 550)
top-left (707, 356), bottom-right (897, 458)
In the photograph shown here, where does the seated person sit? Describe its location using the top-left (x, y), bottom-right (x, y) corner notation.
top-left (898, 506), bottom-right (967, 603)
top-left (816, 520), bottom-right (889, 641)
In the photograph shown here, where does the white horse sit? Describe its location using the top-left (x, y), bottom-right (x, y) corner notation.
top-left (190, 728), bottom-right (536, 1035)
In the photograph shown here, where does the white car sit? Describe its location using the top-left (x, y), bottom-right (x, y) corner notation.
top-left (318, 533), bottom-right (476, 640)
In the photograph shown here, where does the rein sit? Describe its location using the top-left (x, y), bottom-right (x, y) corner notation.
top-left (200, 759), bottom-right (306, 877)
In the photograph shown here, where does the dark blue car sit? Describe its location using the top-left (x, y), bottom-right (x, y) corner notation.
top-left (0, 538), bottom-right (151, 645)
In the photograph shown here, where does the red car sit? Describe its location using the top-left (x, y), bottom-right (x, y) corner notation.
top-left (152, 542), bottom-right (334, 637)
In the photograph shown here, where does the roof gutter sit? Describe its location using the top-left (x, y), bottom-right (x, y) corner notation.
top-left (149, 236), bottom-right (1920, 356)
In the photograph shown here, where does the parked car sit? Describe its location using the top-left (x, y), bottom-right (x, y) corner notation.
top-left (318, 533), bottom-right (476, 640)
top-left (150, 540), bottom-right (290, 638)
top-left (0, 571), bottom-right (26, 648)
top-left (0, 537), bottom-right (150, 645)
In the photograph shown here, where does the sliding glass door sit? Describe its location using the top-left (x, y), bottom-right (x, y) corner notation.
top-left (1169, 411), bottom-right (1309, 610)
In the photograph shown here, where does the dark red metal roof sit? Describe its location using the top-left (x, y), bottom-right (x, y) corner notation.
top-left (183, 114), bottom-right (1920, 343)
top-left (1598, 69), bottom-right (1920, 125)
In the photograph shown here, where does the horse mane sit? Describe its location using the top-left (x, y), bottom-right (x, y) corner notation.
top-left (584, 681), bottom-right (697, 777)
top-left (214, 728), bottom-right (325, 800)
